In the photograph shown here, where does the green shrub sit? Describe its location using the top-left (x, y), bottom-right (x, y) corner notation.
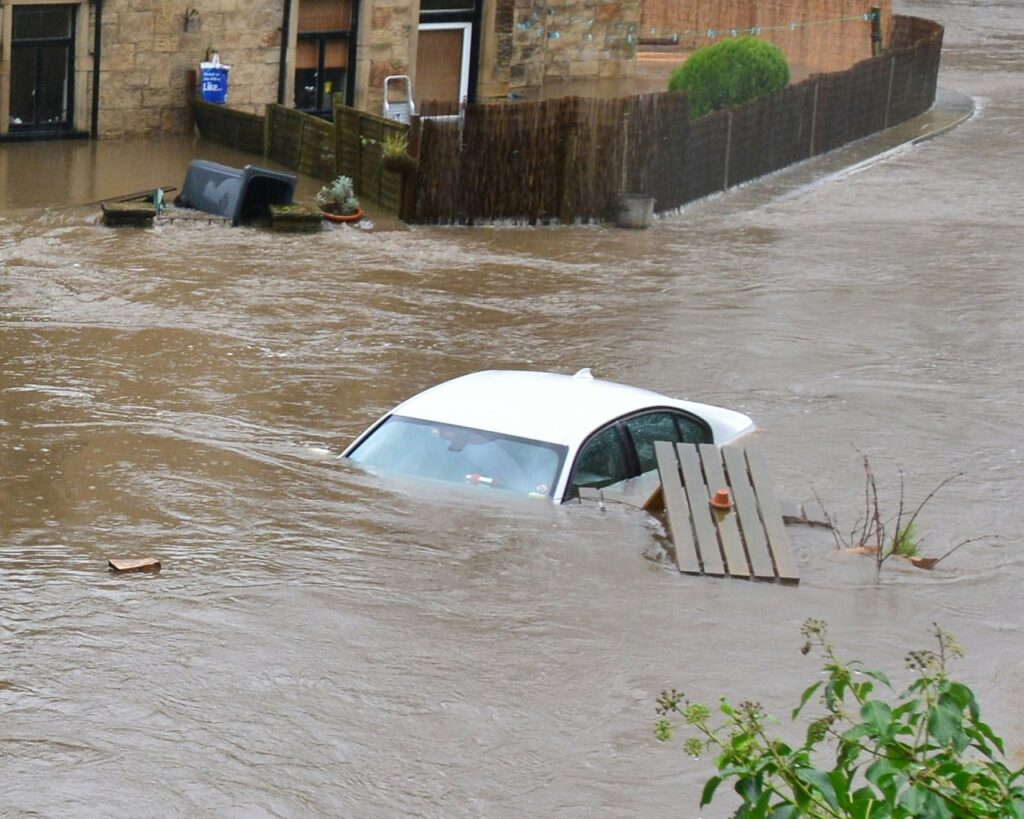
top-left (668, 37), bottom-right (790, 118)
top-left (656, 621), bottom-right (1024, 818)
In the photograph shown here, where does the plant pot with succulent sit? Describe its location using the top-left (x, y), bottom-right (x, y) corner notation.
top-left (316, 175), bottom-right (363, 222)
top-left (380, 131), bottom-right (416, 174)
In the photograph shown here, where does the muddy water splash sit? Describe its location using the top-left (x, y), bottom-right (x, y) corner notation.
top-left (2, 2), bottom-right (1023, 813)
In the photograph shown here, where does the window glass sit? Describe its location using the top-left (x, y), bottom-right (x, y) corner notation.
top-left (13, 6), bottom-right (73, 40)
top-left (625, 410), bottom-right (713, 473)
top-left (298, 0), bottom-right (351, 32)
top-left (569, 426), bottom-right (630, 494)
top-left (673, 412), bottom-right (712, 445)
top-left (348, 416), bottom-right (565, 497)
top-left (624, 412), bottom-right (682, 474)
top-left (420, 0), bottom-right (476, 12)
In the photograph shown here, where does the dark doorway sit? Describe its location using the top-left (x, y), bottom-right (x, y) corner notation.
top-left (9, 4), bottom-right (76, 134)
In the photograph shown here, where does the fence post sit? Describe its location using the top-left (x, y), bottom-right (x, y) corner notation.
top-left (400, 117), bottom-right (420, 221)
top-left (809, 79), bottom-right (819, 158)
top-left (723, 112), bottom-right (733, 191)
top-left (558, 107), bottom-right (577, 224)
top-left (883, 55), bottom-right (896, 130)
top-left (263, 104), bottom-right (272, 159)
top-left (620, 110), bottom-right (630, 193)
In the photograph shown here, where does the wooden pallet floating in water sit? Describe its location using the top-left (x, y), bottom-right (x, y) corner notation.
top-left (654, 442), bottom-right (799, 584)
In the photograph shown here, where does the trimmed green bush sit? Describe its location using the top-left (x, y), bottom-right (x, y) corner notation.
top-left (668, 37), bottom-right (790, 118)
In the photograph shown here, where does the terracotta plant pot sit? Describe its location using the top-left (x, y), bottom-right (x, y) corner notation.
top-left (321, 205), bottom-right (364, 223)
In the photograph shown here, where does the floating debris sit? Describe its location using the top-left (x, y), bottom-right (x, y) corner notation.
top-left (107, 557), bottom-right (162, 573)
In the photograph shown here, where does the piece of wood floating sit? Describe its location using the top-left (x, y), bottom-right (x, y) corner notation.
top-left (269, 204), bottom-right (323, 233)
top-left (655, 441), bottom-right (701, 574)
top-left (108, 557), bottom-right (161, 573)
top-left (678, 443), bottom-right (726, 576)
top-left (699, 444), bottom-right (750, 578)
top-left (101, 201), bottom-right (157, 227)
top-left (745, 448), bottom-right (800, 582)
top-left (655, 443), bottom-right (799, 584)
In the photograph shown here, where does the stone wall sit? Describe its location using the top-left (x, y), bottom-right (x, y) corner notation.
top-left (640, 0), bottom-right (893, 76)
top-left (495, 0), bottom-right (642, 101)
top-left (356, 0), bottom-right (415, 116)
top-left (97, 0), bottom-right (283, 137)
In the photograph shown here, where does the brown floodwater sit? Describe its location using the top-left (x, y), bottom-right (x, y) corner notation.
top-left (2, 1), bottom-right (1022, 814)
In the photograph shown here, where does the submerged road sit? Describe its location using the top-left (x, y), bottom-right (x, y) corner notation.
top-left (1, 0), bottom-right (1021, 814)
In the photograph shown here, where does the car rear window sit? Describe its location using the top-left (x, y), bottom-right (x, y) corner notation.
top-left (347, 415), bottom-right (567, 497)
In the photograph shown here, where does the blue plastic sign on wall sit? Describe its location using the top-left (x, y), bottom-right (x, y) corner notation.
top-left (199, 61), bottom-right (230, 104)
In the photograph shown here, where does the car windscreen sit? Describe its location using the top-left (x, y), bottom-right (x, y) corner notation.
top-left (347, 415), bottom-right (567, 497)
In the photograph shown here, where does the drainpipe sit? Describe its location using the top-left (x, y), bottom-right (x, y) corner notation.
top-left (91, 0), bottom-right (103, 138)
top-left (278, 0), bottom-right (292, 104)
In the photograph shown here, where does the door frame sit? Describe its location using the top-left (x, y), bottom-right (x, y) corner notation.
top-left (416, 22), bottom-right (472, 106)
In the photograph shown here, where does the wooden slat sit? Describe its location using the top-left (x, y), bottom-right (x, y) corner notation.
top-left (676, 443), bottom-right (725, 576)
top-left (722, 446), bottom-right (775, 580)
top-left (745, 448), bottom-right (800, 583)
top-left (655, 441), bottom-right (701, 575)
top-left (698, 444), bottom-right (750, 578)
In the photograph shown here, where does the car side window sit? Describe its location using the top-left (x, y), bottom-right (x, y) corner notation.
top-left (568, 425), bottom-right (630, 495)
top-left (624, 411), bottom-right (712, 474)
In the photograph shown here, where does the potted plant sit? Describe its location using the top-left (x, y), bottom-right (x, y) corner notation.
top-left (380, 131), bottom-right (416, 174)
top-left (316, 175), bottom-right (363, 222)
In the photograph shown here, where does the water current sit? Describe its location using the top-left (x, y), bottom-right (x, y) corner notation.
top-left (2, 0), bottom-right (1022, 814)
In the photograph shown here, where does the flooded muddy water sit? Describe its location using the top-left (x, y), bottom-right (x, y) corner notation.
top-left (2, 1), bottom-right (1022, 814)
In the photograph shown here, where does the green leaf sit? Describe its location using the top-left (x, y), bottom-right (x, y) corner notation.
top-left (767, 806), bottom-right (799, 819)
top-left (975, 719), bottom-right (1007, 755)
top-left (921, 790), bottom-right (955, 819)
top-left (829, 769), bottom-right (850, 807)
top-left (795, 768), bottom-right (839, 811)
top-left (898, 785), bottom-right (928, 814)
top-left (792, 681), bottom-right (822, 719)
top-left (866, 760), bottom-right (903, 805)
top-left (850, 793), bottom-right (889, 819)
top-left (699, 775), bottom-right (722, 807)
top-left (736, 775), bottom-right (762, 804)
top-left (863, 669), bottom-right (894, 690)
top-left (928, 702), bottom-right (964, 746)
top-left (862, 700), bottom-right (893, 736)
top-left (866, 759), bottom-right (896, 788)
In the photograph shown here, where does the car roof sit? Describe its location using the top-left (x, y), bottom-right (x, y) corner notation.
top-left (389, 369), bottom-right (753, 447)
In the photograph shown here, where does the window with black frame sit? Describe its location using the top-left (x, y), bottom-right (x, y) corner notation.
top-left (294, 0), bottom-right (355, 116)
top-left (9, 4), bottom-right (76, 133)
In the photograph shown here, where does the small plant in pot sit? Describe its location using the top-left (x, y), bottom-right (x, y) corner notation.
top-left (380, 131), bottom-right (416, 174)
top-left (316, 175), bottom-right (362, 222)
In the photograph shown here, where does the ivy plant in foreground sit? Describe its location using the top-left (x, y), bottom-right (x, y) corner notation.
top-left (655, 621), bottom-right (1023, 818)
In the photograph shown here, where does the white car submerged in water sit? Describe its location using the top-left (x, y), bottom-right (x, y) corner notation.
top-left (342, 369), bottom-right (754, 502)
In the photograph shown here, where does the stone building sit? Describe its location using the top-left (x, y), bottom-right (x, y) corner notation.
top-left (639, 0), bottom-right (893, 77)
top-left (0, 0), bottom-right (639, 140)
